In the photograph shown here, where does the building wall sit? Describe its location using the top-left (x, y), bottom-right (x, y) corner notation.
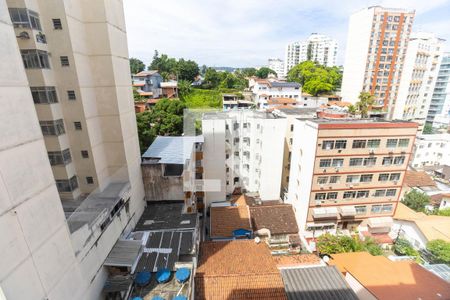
top-left (344, 272), bottom-right (378, 300)
top-left (428, 53), bottom-right (450, 124)
top-left (268, 58), bottom-right (285, 78)
top-left (390, 220), bottom-right (428, 249)
top-left (141, 163), bottom-right (184, 201)
top-left (410, 134), bottom-right (450, 168)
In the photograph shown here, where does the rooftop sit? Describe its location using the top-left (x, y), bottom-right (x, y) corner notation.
top-left (404, 171), bottom-right (437, 188)
top-left (249, 204), bottom-right (299, 235)
top-left (195, 240), bottom-right (287, 300)
top-left (267, 98), bottom-right (298, 105)
top-left (272, 254), bottom-right (321, 268)
top-left (141, 136), bottom-right (204, 164)
top-left (280, 266), bottom-right (358, 300)
top-left (305, 118), bottom-right (419, 129)
top-left (329, 252), bottom-right (450, 300)
top-left (202, 110), bottom-right (276, 120)
top-left (210, 205), bottom-right (252, 239)
top-left (134, 70), bottom-right (159, 77)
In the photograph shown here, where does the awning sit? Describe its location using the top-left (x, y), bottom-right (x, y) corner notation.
top-left (339, 206), bottom-right (356, 217)
top-left (312, 207), bottom-right (338, 219)
top-left (368, 217), bottom-right (393, 229)
top-left (104, 239), bottom-right (142, 268)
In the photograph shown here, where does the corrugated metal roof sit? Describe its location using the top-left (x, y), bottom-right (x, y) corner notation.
top-left (104, 239), bottom-right (142, 267)
top-left (422, 264), bottom-right (450, 282)
top-left (280, 266), bottom-right (358, 300)
top-left (142, 136), bottom-right (204, 164)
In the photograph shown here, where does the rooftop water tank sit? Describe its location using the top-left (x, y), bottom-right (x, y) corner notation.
top-left (156, 268), bottom-right (171, 283)
top-left (152, 296), bottom-right (164, 300)
top-left (173, 296), bottom-right (187, 300)
top-left (135, 271), bottom-right (151, 287)
top-left (175, 268), bottom-right (191, 283)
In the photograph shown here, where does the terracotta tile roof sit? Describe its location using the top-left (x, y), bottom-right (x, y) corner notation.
top-left (249, 204), bottom-right (299, 235)
top-left (404, 171), bottom-right (436, 187)
top-left (210, 206), bottom-right (252, 238)
top-left (430, 193), bottom-right (450, 205)
top-left (272, 254), bottom-right (321, 268)
top-left (195, 241), bottom-right (287, 300)
top-left (361, 231), bottom-right (393, 244)
top-left (329, 252), bottom-right (450, 300)
top-left (267, 98), bottom-right (297, 105)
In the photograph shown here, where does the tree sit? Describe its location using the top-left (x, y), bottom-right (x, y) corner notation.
top-left (133, 88), bottom-right (145, 102)
top-left (255, 67), bottom-right (277, 79)
top-left (437, 208), bottom-right (450, 216)
top-left (394, 238), bottom-right (420, 258)
top-left (176, 58), bottom-right (199, 82)
top-left (355, 92), bottom-right (375, 118)
top-left (129, 58), bottom-right (145, 74)
top-left (200, 64), bottom-right (207, 76)
top-left (178, 80), bottom-right (192, 101)
top-left (348, 105), bottom-right (357, 116)
top-left (203, 68), bottom-right (222, 89)
top-left (426, 239), bottom-right (450, 264)
top-left (240, 67), bottom-right (257, 77)
top-left (316, 233), bottom-right (383, 256)
top-left (149, 51), bottom-right (177, 80)
top-left (402, 189), bottom-right (430, 212)
top-left (287, 61), bottom-right (342, 96)
top-left (423, 123), bottom-right (433, 134)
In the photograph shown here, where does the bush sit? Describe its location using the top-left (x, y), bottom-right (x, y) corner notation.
top-left (183, 89), bottom-right (222, 108)
top-left (437, 208), bottom-right (450, 216)
top-left (316, 233), bottom-right (383, 256)
top-left (427, 239), bottom-right (450, 264)
top-left (394, 238), bottom-right (420, 257)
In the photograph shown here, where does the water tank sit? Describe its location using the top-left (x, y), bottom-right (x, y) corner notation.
top-left (132, 297), bottom-right (143, 300)
top-left (156, 268), bottom-right (171, 283)
top-left (175, 268), bottom-right (191, 283)
top-left (173, 296), bottom-right (187, 300)
top-left (152, 296), bottom-right (164, 300)
top-left (135, 271), bottom-right (151, 287)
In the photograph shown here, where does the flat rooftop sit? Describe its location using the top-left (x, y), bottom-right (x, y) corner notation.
top-left (202, 110), bottom-right (276, 120)
top-left (142, 136), bottom-right (203, 164)
top-left (302, 118), bottom-right (419, 129)
top-left (134, 202), bottom-right (198, 231)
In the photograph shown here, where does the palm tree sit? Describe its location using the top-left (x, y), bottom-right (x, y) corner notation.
top-left (355, 92), bottom-right (375, 118)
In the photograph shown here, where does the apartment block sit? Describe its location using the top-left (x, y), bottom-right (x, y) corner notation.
top-left (287, 119), bottom-right (418, 239)
top-left (202, 110), bottom-right (286, 207)
top-left (393, 32), bottom-right (444, 124)
top-left (248, 77), bottom-right (301, 109)
top-left (341, 6), bottom-right (415, 113)
top-left (284, 33), bottom-right (338, 74)
top-left (410, 134), bottom-right (450, 169)
top-left (267, 58), bottom-right (285, 78)
top-left (427, 53), bottom-right (450, 126)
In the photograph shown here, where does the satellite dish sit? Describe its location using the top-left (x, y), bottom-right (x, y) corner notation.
top-left (17, 31), bottom-right (30, 39)
top-left (323, 255), bottom-right (330, 263)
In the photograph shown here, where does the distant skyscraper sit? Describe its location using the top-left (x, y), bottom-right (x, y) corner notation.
top-left (267, 58), bottom-right (285, 78)
top-left (284, 33), bottom-right (338, 74)
top-left (341, 6), bottom-right (415, 113)
top-left (427, 53), bottom-right (450, 124)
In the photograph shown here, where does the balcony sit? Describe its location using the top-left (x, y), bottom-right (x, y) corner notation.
top-left (339, 206), bottom-right (356, 217)
top-left (312, 207), bottom-right (338, 219)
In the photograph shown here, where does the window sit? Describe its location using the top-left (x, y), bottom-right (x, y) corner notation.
top-left (234, 137), bottom-right (239, 144)
top-left (74, 122), bottom-right (82, 130)
top-left (48, 149), bottom-right (72, 165)
top-left (67, 90), bottom-right (76, 100)
top-left (378, 173), bottom-right (389, 181)
top-left (374, 190), bottom-right (386, 197)
top-left (60, 56), bottom-right (70, 67)
top-left (290, 124), bottom-right (294, 132)
top-left (364, 157), bottom-right (377, 166)
top-left (315, 193), bottom-right (326, 200)
top-left (349, 158), bottom-right (363, 166)
top-left (367, 139), bottom-right (381, 148)
top-left (56, 175), bottom-right (78, 192)
top-left (86, 176), bottom-right (94, 184)
top-left (382, 204), bottom-right (393, 213)
top-left (360, 174), bottom-right (373, 182)
top-left (40, 119), bottom-right (65, 136)
top-left (355, 206), bottom-right (367, 215)
top-left (346, 175), bottom-right (359, 183)
top-left (382, 157), bottom-right (393, 165)
top-left (317, 176), bottom-right (328, 184)
top-left (9, 8), bottom-right (41, 30)
top-left (81, 150), bottom-right (89, 158)
top-left (322, 140), bottom-right (334, 150)
top-left (335, 140), bottom-right (347, 149)
top-left (329, 176), bottom-right (340, 184)
top-left (52, 18), bottom-right (62, 29)
top-left (319, 159), bottom-right (332, 168)
top-left (21, 50), bottom-right (50, 69)
top-left (327, 192), bottom-right (338, 200)
top-left (394, 156), bottom-right (405, 165)
top-left (30, 87), bottom-right (58, 104)
top-left (343, 191), bottom-right (356, 199)
top-left (386, 138), bottom-right (398, 148)
top-left (386, 189), bottom-right (396, 197)
top-left (28, 10), bottom-right (41, 30)
top-left (332, 159), bottom-right (344, 167)
top-left (398, 138), bottom-right (409, 147)
top-left (352, 140), bottom-right (366, 148)
top-left (389, 173), bottom-right (400, 181)
top-left (356, 190), bottom-right (369, 198)
top-left (371, 205), bottom-right (382, 214)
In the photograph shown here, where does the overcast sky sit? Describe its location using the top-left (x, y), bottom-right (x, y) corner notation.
top-left (124, 0), bottom-right (450, 68)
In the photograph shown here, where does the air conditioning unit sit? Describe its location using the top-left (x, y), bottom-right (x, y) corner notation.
top-left (335, 168), bottom-right (340, 172)
top-left (338, 150), bottom-right (342, 153)
top-left (369, 150), bottom-right (375, 155)
top-left (393, 180), bottom-right (398, 185)
top-left (323, 169), bottom-right (327, 172)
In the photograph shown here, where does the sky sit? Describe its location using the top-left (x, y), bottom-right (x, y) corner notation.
top-left (124, 0), bottom-right (450, 68)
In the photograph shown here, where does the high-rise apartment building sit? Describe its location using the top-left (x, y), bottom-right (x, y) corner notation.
top-left (427, 53), bottom-right (450, 125)
top-left (267, 58), bottom-right (285, 78)
top-left (287, 119), bottom-right (417, 240)
top-left (284, 33), bottom-right (338, 74)
top-left (393, 32), bottom-right (444, 124)
top-left (1, 0), bottom-right (145, 298)
top-left (341, 6), bottom-right (415, 113)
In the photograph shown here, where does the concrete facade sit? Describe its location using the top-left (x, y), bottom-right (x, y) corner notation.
top-left (427, 53), bottom-right (450, 126)
top-left (410, 134), bottom-right (450, 168)
top-left (267, 58), bottom-right (285, 79)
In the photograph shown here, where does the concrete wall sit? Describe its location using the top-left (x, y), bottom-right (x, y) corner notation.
top-left (142, 163), bottom-right (184, 201)
top-left (390, 220), bottom-right (428, 249)
top-left (345, 272), bottom-right (377, 300)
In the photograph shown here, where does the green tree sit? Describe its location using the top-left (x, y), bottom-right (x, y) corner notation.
top-left (133, 88), bottom-right (145, 102)
top-left (129, 58), bottom-right (145, 74)
top-left (149, 51), bottom-right (178, 80)
top-left (423, 123), bottom-right (433, 134)
top-left (402, 189), bottom-right (430, 212)
top-left (203, 68), bottom-right (222, 89)
top-left (437, 208), bottom-right (450, 216)
top-left (200, 64), bottom-right (207, 76)
top-left (316, 233), bottom-right (383, 256)
top-left (426, 239), bottom-right (450, 264)
top-left (178, 80), bottom-right (192, 101)
top-left (394, 238), bottom-right (420, 258)
top-left (176, 58), bottom-right (199, 81)
top-left (348, 104), bottom-right (357, 115)
top-left (240, 67), bottom-right (257, 77)
top-left (255, 67), bottom-right (277, 79)
top-left (355, 92), bottom-right (375, 118)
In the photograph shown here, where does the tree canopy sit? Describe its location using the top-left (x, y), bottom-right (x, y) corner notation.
top-left (287, 61), bottom-right (342, 96)
top-left (316, 233), bottom-right (383, 256)
top-left (255, 67), bottom-right (277, 79)
top-left (423, 123), bottom-right (434, 134)
top-left (426, 239), bottom-right (450, 264)
top-left (129, 58), bottom-right (145, 75)
top-left (402, 189), bottom-right (430, 212)
top-left (149, 51), bottom-right (199, 82)
top-left (202, 68), bottom-right (246, 90)
top-left (355, 92), bottom-right (375, 118)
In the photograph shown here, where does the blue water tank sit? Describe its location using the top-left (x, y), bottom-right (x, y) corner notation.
top-left (135, 271), bottom-right (151, 286)
top-left (175, 268), bottom-right (191, 283)
top-left (152, 296), bottom-right (164, 300)
top-left (132, 297), bottom-right (143, 300)
top-left (173, 296), bottom-right (187, 300)
top-left (156, 268), bottom-right (171, 283)
top-left (232, 228), bottom-right (252, 238)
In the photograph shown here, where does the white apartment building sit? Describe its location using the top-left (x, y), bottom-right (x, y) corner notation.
top-left (202, 110), bottom-right (286, 206)
top-left (284, 33), bottom-right (338, 74)
top-left (427, 53), bottom-right (450, 127)
top-left (268, 58), bottom-right (285, 78)
top-left (393, 32), bottom-right (444, 124)
top-left (1, 0), bottom-right (145, 299)
top-left (248, 78), bottom-right (301, 109)
top-left (410, 134), bottom-right (450, 169)
top-left (341, 6), bottom-right (415, 113)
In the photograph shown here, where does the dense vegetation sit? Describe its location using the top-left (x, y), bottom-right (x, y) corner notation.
top-left (426, 239), bottom-right (450, 264)
top-left (316, 233), bottom-right (383, 256)
top-left (393, 238), bottom-right (420, 260)
top-left (129, 58), bottom-right (145, 74)
top-left (402, 189), bottom-right (430, 212)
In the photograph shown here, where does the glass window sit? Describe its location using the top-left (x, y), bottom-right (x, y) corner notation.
top-left (364, 157), bottom-right (377, 166)
top-left (360, 174), bottom-right (373, 182)
top-left (319, 159), bottom-right (332, 168)
top-left (28, 10), bottom-right (41, 30)
top-left (21, 50), bottom-right (50, 69)
top-left (40, 119), bottom-right (65, 136)
top-left (374, 189), bottom-right (386, 197)
top-left (322, 140), bottom-right (334, 150)
top-left (60, 56), bottom-right (70, 67)
top-left (382, 157), bottom-right (393, 165)
top-left (346, 175), bottom-right (360, 183)
top-left (386, 189), bottom-right (397, 197)
top-left (332, 159), bottom-right (344, 167)
top-left (349, 158), bottom-right (363, 166)
top-left (30, 87), bottom-right (58, 104)
top-left (382, 204), bottom-right (393, 213)
top-left (355, 206), bottom-right (367, 215)
top-left (315, 193), bottom-right (326, 200)
top-left (327, 192), bottom-right (338, 200)
top-left (335, 140), bottom-right (347, 149)
top-left (81, 150), bottom-right (89, 158)
top-left (329, 176), bottom-right (340, 184)
top-left (86, 176), bottom-right (94, 184)
top-left (52, 18), bottom-right (62, 29)
top-left (356, 190), bottom-right (369, 198)
top-left (379, 173), bottom-right (389, 181)
top-left (317, 176), bottom-right (328, 184)
top-left (371, 205), bottom-right (382, 213)
top-left (390, 173), bottom-right (400, 181)
top-left (56, 175), bottom-right (78, 192)
top-left (74, 122), bottom-right (82, 130)
top-left (367, 139), bottom-right (381, 148)
top-left (352, 140), bottom-right (366, 148)
top-left (9, 8), bottom-right (41, 30)
top-left (343, 191), bottom-right (356, 199)
top-left (386, 139), bottom-right (398, 148)
top-left (67, 90), bottom-right (76, 100)
top-left (398, 138), bottom-right (409, 147)
top-left (394, 156), bottom-right (405, 165)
